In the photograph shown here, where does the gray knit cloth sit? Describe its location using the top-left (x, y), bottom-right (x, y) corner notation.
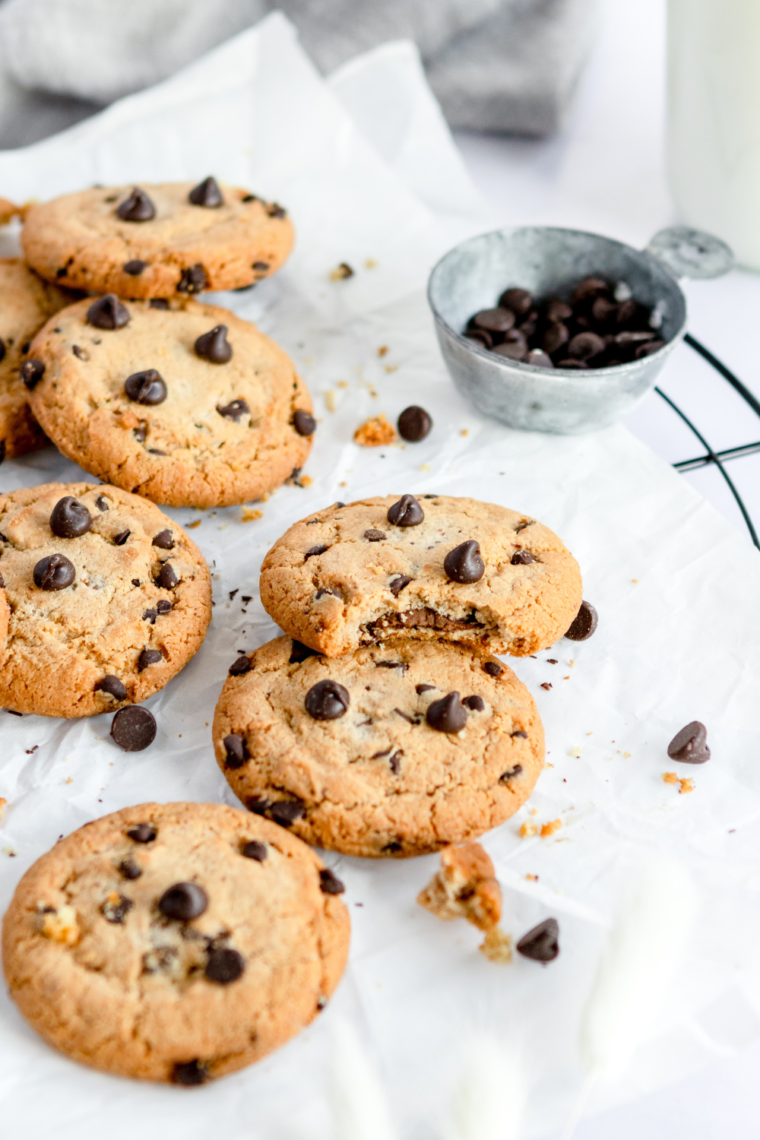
top-left (0, 0), bottom-right (599, 149)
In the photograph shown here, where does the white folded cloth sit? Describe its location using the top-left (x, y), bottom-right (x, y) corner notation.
top-left (0, 0), bottom-right (599, 149)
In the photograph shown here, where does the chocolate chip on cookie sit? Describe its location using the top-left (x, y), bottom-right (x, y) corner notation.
top-left (387, 494), bottom-right (424, 527)
top-left (223, 734), bottom-right (248, 769)
top-left (124, 259), bottom-right (148, 276)
top-left (124, 369), bottom-right (167, 405)
top-left (20, 358), bottom-right (45, 389)
top-left (241, 840), bottom-right (267, 861)
top-left (116, 187), bottom-right (156, 222)
top-left (444, 540), bottom-right (484, 584)
top-left (33, 553), bottom-right (75, 591)
top-left (564, 600), bottom-right (598, 641)
top-left (178, 264), bottom-right (207, 294)
top-left (217, 399), bottom-right (249, 421)
top-left (87, 294), bottom-right (130, 330)
top-left (511, 550), bottom-right (535, 565)
top-left (127, 822), bottom-right (157, 842)
top-left (195, 324), bottom-right (232, 363)
top-left (138, 649), bottom-right (163, 671)
top-left (319, 869), bottom-right (345, 895)
top-left (292, 410), bottom-right (316, 437)
top-left (101, 893), bottom-right (134, 923)
top-left (172, 1061), bottom-right (210, 1086)
top-left (49, 496), bottom-right (92, 538)
top-left (159, 882), bottom-right (208, 922)
top-left (189, 176), bottom-right (224, 208)
top-left (305, 679), bottom-right (350, 720)
top-left (426, 691), bottom-right (468, 734)
top-left (205, 947), bottom-right (244, 984)
top-left (95, 675), bottom-right (127, 701)
top-left (156, 562), bottom-right (179, 589)
top-left (229, 655), bottom-right (251, 676)
top-left (151, 529), bottom-right (174, 550)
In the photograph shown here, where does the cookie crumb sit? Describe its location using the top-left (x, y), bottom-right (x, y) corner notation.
top-left (519, 822), bottom-right (538, 838)
top-left (384, 364), bottom-right (399, 374)
top-left (354, 415), bottom-right (396, 447)
top-left (186, 519), bottom-right (201, 529)
top-left (479, 926), bottom-right (513, 964)
top-left (460, 429), bottom-right (468, 437)
top-left (364, 258), bottom-right (378, 270)
top-left (329, 262), bottom-right (354, 281)
top-left (525, 873), bottom-right (539, 881)
top-left (323, 390), bottom-right (336, 413)
top-left (540, 819), bottom-right (562, 838)
top-left (0, 197), bottom-right (19, 225)
top-left (569, 746), bottom-right (582, 758)
top-left (40, 904), bottom-right (80, 946)
top-left (298, 475), bottom-right (313, 488)
top-left (241, 507), bottom-right (263, 523)
top-left (663, 772), bottom-right (694, 794)
top-left (0, 798), bottom-right (6, 820)
top-left (377, 346), bottom-right (389, 357)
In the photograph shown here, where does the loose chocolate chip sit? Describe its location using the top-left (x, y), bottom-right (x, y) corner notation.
top-left (102, 893), bottom-right (133, 923)
top-left (205, 947), bottom-right (244, 984)
top-left (493, 341), bottom-right (527, 361)
top-left (156, 599), bottom-right (172, 614)
top-left (290, 640), bottom-right (319, 664)
top-left (464, 329), bottom-right (493, 349)
top-left (387, 494), bottom-right (424, 527)
top-left (499, 287), bottom-right (533, 315)
top-left (555, 359), bottom-right (588, 370)
top-left (229, 655), bottom-right (251, 676)
top-left (545, 298), bottom-right (573, 322)
top-left (463, 695), bottom-right (485, 711)
top-left (567, 331), bottom-right (606, 361)
top-left (516, 917), bottom-right (560, 962)
top-left (33, 553), bottom-right (75, 591)
top-left (217, 399), bottom-right (249, 421)
top-left (223, 734), bottom-right (248, 769)
top-left (572, 277), bottom-right (609, 302)
top-left (20, 358), bottom-right (45, 389)
top-left (159, 882), bottom-right (208, 921)
top-left (128, 822), bottom-right (157, 843)
top-left (143, 609), bottom-right (157, 624)
top-left (540, 682), bottom-right (552, 691)
top-left (499, 764), bottom-right (523, 783)
top-left (364, 529), bottom-right (386, 542)
top-left (292, 409), bottom-right (317, 437)
top-left (195, 324), bottom-right (232, 364)
top-left (95, 675), bottom-right (127, 701)
top-left (511, 550), bottom-right (536, 565)
top-left (542, 322), bottom-right (569, 354)
top-left (119, 858), bottom-right (142, 880)
top-left (111, 702), bottom-right (156, 747)
top-left (189, 176), bottom-right (224, 208)
top-left (426, 691), bottom-right (468, 733)
top-left (113, 530), bottom-right (130, 546)
top-left (96, 495), bottom-right (109, 511)
top-left (152, 529), bottom-right (174, 550)
top-left (564, 600), bottom-right (598, 641)
top-left (124, 368), bottom-right (167, 405)
top-left (50, 496), bottom-right (92, 539)
top-left (526, 349), bottom-right (554, 368)
top-left (389, 575), bottom-right (411, 597)
top-left (253, 260), bottom-right (270, 271)
top-left (667, 721), bottom-right (711, 764)
top-left (269, 800), bottom-right (305, 827)
top-left (138, 649), bottom-right (162, 671)
top-left (397, 405), bottom-right (432, 443)
top-left (117, 187), bottom-right (155, 221)
top-left (156, 562), bottom-right (179, 589)
top-left (635, 340), bottom-right (665, 358)
top-left (319, 869), bottom-right (345, 895)
top-left (305, 544), bottom-right (328, 559)
top-left (172, 1061), bottom-right (209, 1086)
top-left (483, 661), bottom-right (503, 677)
top-left (416, 683), bottom-right (436, 694)
top-left (124, 259), bottom-right (148, 275)
top-left (149, 298), bottom-right (169, 310)
top-left (177, 264), bottom-right (207, 294)
top-left (305, 679), bottom-right (350, 720)
top-left (87, 294), bottom-right (130, 330)
top-left (444, 540), bottom-right (484, 584)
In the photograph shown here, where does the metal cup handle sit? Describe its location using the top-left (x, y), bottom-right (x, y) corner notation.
top-left (644, 225), bottom-right (734, 280)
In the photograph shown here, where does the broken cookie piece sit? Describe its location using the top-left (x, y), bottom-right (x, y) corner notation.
top-left (418, 842), bottom-right (512, 961)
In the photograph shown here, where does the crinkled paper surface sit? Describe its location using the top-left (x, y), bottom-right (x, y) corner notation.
top-left (0, 15), bottom-right (759, 1140)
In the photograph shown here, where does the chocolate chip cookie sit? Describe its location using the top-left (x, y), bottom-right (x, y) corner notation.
top-left (2, 801), bottom-right (350, 1082)
top-left (0, 482), bottom-right (211, 717)
top-left (26, 297), bottom-right (314, 508)
top-left (21, 179), bottom-right (293, 299)
top-left (213, 635), bottom-right (544, 857)
top-left (0, 259), bottom-right (72, 459)
top-left (259, 495), bottom-right (582, 657)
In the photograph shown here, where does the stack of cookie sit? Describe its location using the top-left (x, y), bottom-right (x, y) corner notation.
top-left (213, 493), bottom-right (585, 857)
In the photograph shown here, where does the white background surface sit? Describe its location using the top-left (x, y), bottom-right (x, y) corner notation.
top-left (454, 0), bottom-right (760, 1134)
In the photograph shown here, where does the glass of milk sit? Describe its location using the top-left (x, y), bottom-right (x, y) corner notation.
top-left (668, 0), bottom-right (760, 269)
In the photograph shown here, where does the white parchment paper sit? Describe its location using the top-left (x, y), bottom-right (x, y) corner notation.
top-left (0, 15), bottom-right (759, 1139)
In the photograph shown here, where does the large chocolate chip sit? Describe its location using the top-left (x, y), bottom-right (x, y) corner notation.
top-left (124, 369), bottom-right (167, 405)
top-left (387, 494), bottom-right (424, 527)
top-left (223, 734), bottom-right (248, 769)
top-left (397, 405), bottom-right (432, 443)
top-left (33, 553), bottom-right (75, 591)
top-left (269, 800), bottom-right (305, 827)
top-left (138, 648), bottom-right (162, 671)
top-left (87, 294), bottom-right (130, 330)
top-left (124, 259), bottom-right (148, 276)
top-left (128, 822), bottom-right (157, 843)
top-left (426, 691), bottom-right (468, 734)
top-left (156, 562), bottom-right (179, 589)
top-left (572, 277), bottom-right (609, 302)
top-left (667, 721), bottom-right (711, 764)
top-left (189, 176), bottom-right (224, 208)
top-left (229, 655), bottom-right (251, 676)
top-left (364, 529), bottom-right (386, 542)
top-left (116, 187), bottom-right (155, 221)
top-left (290, 640), bottom-right (319, 664)
top-left (516, 917), bottom-right (560, 962)
top-left (241, 840), bottom-right (267, 861)
top-left (545, 298), bottom-right (573, 322)
top-left (305, 679), bottom-right (349, 720)
top-left (102, 893), bottom-right (133, 923)
top-left (389, 575), bottom-right (411, 597)
top-left (217, 399), bottom-right (249, 421)
top-left (111, 707), bottom-right (157, 751)
top-left (159, 882), bottom-right (208, 921)
top-left (319, 869), bottom-right (345, 895)
top-left (444, 540), bottom-right (484, 584)
top-left (542, 322), bottom-right (569, 354)
top-left (50, 496), bottom-right (92, 539)
top-left (511, 550), bottom-right (535, 565)
top-left (499, 287), bottom-right (533, 315)
top-left (95, 675), bottom-right (127, 701)
top-left (20, 359), bottom-right (45, 389)
top-left (472, 307), bottom-right (515, 334)
top-left (177, 264), bottom-right (207, 294)
top-left (567, 331), bottom-right (606, 360)
top-left (493, 341), bottom-right (527, 362)
top-left (195, 324), bottom-right (232, 363)
top-left (152, 530), bottom-right (174, 550)
top-left (205, 947), bottom-right (244, 984)
top-left (293, 410), bottom-right (316, 436)
top-left (564, 600), bottom-right (598, 641)
top-left (172, 1061), bottom-right (209, 1086)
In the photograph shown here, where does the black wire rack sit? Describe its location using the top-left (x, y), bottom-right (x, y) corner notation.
top-left (656, 333), bottom-right (760, 549)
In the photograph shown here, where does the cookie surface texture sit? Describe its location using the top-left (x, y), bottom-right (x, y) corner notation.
top-left (260, 495), bottom-right (582, 657)
top-left (0, 259), bottom-right (71, 458)
top-left (27, 298), bottom-right (314, 508)
top-left (213, 635), bottom-right (544, 857)
top-left (0, 482), bottom-right (211, 716)
top-left (2, 802), bottom-right (350, 1082)
top-left (21, 182), bottom-right (293, 298)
